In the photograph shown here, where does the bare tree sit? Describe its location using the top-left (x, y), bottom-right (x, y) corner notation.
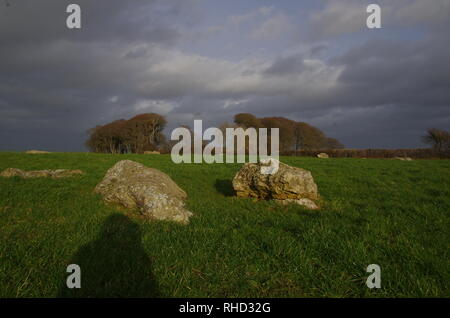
top-left (326, 137), bottom-right (345, 149)
top-left (86, 113), bottom-right (167, 154)
top-left (422, 128), bottom-right (450, 152)
top-left (234, 113), bottom-right (262, 128)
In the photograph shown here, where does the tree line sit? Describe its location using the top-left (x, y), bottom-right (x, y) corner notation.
top-left (232, 113), bottom-right (344, 153)
top-left (86, 113), bottom-right (166, 154)
top-left (86, 112), bottom-right (449, 155)
top-left (86, 112), bottom-right (344, 154)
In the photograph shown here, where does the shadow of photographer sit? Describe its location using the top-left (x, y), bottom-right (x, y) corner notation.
top-left (59, 213), bottom-right (160, 298)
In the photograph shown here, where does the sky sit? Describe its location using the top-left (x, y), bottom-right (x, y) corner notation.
top-left (0, 0), bottom-right (449, 151)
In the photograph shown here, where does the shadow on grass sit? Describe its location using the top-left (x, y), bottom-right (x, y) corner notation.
top-left (214, 179), bottom-right (235, 197)
top-left (58, 213), bottom-right (160, 298)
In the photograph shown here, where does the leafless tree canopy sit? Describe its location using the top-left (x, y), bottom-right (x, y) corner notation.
top-left (422, 128), bottom-right (450, 152)
top-left (233, 113), bottom-right (344, 153)
top-left (86, 113), bottom-right (167, 154)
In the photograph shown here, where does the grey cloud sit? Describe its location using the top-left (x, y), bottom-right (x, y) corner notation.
top-left (306, 0), bottom-right (450, 42)
top-left (0, 0), bottom-right (199, 46)
top-left (251, 13), bottom-right (294, 40)
top-left (0, 0), bottom-right (198, 151)
top-left (264, 55), bottom-right (306, 76)
top-left (331, 36), bottom-right (450, 108)
top-left (0, 0), bottom-right (449, 151)
top-left (306, 0), bottom-right (367, 41)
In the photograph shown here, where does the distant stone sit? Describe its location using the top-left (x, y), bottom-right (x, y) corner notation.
top-left (394, 157), bottom-right (413, 161)
top-left (232, 159), bottom-right (319, 209)
top-left (317, 153), bottom-right (329, 159)
top-left (94, 160), bottom-right (192, 224)
top-left (0, 168), bottom-right (83, 178)
top-left (144, 151), bottom-right (160, 155)
top-left (25, 150), bottom-right (51, 154)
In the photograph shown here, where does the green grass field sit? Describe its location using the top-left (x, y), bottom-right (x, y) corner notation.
top-left (0, 152), bottom-right (448, 297)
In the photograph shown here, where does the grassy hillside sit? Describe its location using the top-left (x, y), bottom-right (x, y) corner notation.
top-left (0, 152), bottom-right (448, 297)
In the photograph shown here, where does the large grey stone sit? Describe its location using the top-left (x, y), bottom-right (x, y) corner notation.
top-left (95, 160), bottom-right (192, 224)
top-left (232, 159), bottom-right (319, 209)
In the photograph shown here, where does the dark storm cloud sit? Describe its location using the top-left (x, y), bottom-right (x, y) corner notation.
top-left (0, 0), bottom-right (186, 45)
top-left (251, 33), bottom-right (450, 147)
top-left (0, 0), bottom-right (200, 150)
top-left (332, 36), bottom-right (450, 108)
top-left (0, 0), bottom-right (449, 151)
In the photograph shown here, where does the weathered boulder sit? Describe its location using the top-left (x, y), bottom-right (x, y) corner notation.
top-left (25, 150), bottom-right (51, 154)
top-left (232, 159), bottom-right (319, 209)
top-left (94, 160), bottom-right (192, 224)
top-left (317, 153), bottom-right (329, 159)
top-left (0, 168), bottom-right (83, 178)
